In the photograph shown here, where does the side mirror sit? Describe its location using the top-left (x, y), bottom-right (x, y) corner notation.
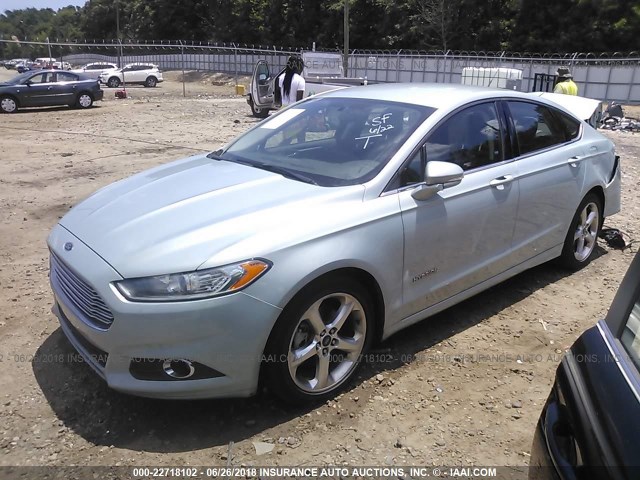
top-left (425, 160), bottom-right (464, 187)
top-left (411, 161), bottom-right (464, 201)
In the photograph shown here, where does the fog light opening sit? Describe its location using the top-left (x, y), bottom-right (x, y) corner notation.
top-left (162, 359), bottom-right (196, 379)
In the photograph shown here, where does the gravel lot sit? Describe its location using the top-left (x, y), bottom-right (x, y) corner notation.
top-left (1, 68), bottom-right (639, 473)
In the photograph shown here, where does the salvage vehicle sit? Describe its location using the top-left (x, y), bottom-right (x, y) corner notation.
top-left (529, 250), bottom-right (640, 479)
top-left (0, 70), bottom-right (104, 113)
top-left (48, 83), bottom-right (620, 403)
top-left (248, 51), bottom-right (369, 118)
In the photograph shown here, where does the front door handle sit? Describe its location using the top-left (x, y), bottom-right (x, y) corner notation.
top-left (489, 175), bottom-right (514, 190)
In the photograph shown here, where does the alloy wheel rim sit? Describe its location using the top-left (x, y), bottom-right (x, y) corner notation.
top-left (79, 95), bottom-right (91, 107)
top-left (1, 98), bottom-right (16, 112)
top-left (288, 293), bottom-right (366, 394)
top-left (573, 201), bottom-right (599, 262)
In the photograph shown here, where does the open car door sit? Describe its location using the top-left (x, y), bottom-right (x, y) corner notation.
top-left (249, 60), bottom-right (276, 118)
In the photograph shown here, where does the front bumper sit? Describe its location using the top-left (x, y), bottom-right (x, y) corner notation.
top-left (47, 224), bottom-right (282, 399)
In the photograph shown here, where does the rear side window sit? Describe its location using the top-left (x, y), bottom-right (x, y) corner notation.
top-left (57, 72), bottom-right (77, 82)
top-left (508, 101), bottom-right (569, 156)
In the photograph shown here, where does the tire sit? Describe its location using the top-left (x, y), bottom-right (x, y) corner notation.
top-left (249, 95), bottom-right (269, 118)
top-left (107, 76), bottom-right (121, 88)
top-left (264, 276), bottom-right (374, 404)
top-left (144, 76), bottom-right (158, 88)
top-left (558, 193), bottom-right (602, 270)
top-left (76, 93), bottom-right (93, 109)
top-left (0, 95), bottom-right (18, 113)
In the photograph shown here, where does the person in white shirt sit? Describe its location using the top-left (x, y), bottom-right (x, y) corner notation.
top-left (278, 55), bottom-right (305, 106)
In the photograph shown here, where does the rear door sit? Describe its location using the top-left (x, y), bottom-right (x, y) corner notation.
top-left (53, 71), bottom-right (79, 104)
top-left (250, 60), bottom-right (276, 109)
top-left (506, 100), bottom-right (586, 263)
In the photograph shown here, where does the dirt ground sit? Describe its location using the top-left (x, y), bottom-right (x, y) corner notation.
top-left (1, 69), bottom-right (639, 474)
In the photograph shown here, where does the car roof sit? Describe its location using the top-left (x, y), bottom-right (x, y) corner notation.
top-left (322, 82), bottom-right (551, 110)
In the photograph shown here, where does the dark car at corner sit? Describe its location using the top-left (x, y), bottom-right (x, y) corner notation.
top-left (0, 70), bottom-right (103, 113)
top-left (530, 250), bottom-right (640, 479)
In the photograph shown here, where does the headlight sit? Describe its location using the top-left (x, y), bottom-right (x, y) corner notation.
top-left (115, 259), bottom-right (271, 302)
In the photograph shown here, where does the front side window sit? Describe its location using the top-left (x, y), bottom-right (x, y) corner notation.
top-left (424, 102), bottom-right (504, 171)
top-left (508, 101), bottom-right (569, 155)
top-left (26, 73), bottom-right (46, 84)
top-left (219, 97), bottom-right (435, 187)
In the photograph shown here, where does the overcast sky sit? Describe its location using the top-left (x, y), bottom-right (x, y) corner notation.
top-left (2, 0), bottom-right (86, 14)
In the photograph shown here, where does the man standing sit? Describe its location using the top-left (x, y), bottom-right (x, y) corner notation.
top-left (554, 67), bottom-right (578, 95)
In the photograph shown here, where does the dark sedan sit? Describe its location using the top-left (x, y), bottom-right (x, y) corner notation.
top-left (0, 70), bottom-right (104, 113)
top-left (530, 250), bottom-right (640, 479)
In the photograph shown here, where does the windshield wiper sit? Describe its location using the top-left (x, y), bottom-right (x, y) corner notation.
top-left (208, 153), bottom-right (318, 185)
top-left (250, 163), bottom-right (319, 185)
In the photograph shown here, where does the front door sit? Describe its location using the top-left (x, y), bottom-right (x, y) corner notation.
top-left (21, 72), bottom-right (54, 107)
top-left (398, 102), bottom-right (520, 316)
top-left (250, 60), bottom-right (276, 109)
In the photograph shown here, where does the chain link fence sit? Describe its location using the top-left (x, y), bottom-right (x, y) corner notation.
top-left (2, 39), bottom-right (639, 103)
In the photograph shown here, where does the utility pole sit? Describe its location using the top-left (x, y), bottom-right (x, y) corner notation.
top-left (343, 0), bottom-right (349, 76)
top-left (116, 0), bottom-right (121, 67)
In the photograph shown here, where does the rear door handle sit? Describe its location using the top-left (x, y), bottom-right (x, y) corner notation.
top-left (489, 175), bottom-right (514, 189)
top-left (568, 156), bottom-right (585, 167)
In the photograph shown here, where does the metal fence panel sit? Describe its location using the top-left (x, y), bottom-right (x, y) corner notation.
top-left (2, 39), bottom-right (639, 103)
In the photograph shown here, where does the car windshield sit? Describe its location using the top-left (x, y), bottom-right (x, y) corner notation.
top-left (217, 97), bottom-right (435, 187)
top-left (4, 71), bottom-right (35, 85)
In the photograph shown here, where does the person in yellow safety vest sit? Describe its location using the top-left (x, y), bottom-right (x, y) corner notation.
top-left (554, 67), bottom-right (578, 95)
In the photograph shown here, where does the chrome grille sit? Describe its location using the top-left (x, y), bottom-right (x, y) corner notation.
top-left (50, 252), bottom-right (114, 329)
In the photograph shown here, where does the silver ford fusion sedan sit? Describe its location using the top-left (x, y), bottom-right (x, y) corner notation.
top-left (48, 84), bottom-right (621, 403)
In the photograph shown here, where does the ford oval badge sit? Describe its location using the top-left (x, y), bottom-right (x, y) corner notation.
top-left (64, 242), bottom-right (73, 251)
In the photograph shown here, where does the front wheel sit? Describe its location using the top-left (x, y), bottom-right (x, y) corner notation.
top-left (249, 95), bottom-right (269, 118)
top-left (107, 77), bottom-right (121, 88)
top-left (264, 277), bottom-right (374, 404)
top-left (558, 193), bottom-right (602, 270)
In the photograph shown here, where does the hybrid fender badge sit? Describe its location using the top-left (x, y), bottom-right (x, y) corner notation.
top-left (412, 267), bottom-right (438, 283)
top-left (64, 242), bottom-right (73, 251)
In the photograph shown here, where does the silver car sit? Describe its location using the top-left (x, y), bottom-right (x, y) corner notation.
top-left (48, 84), bottom-right (621, 403)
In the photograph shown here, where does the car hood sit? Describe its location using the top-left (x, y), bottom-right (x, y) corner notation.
top-left (58, 154), bottom-right (365, 278)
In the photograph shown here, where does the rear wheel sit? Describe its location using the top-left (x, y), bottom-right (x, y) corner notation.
top-left (559, 193), bottom-right (602, 270)
top-left (144, 76), bottom-right (158, 87)
top-left (0, 95), bottom-right (17, 113)
top-left (107, 76), bottom-right (121, 88)
top-left (249, 95), bottom-right (269, 118)
top-left (264, 276), bottom-right (374, 404)
top-left (76, 93), bottom-right (93, 109)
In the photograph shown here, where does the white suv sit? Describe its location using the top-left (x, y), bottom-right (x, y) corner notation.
top-left (71, 62), bottom-right (118, 79)
top-left (99, 63), bottom-right (163, 88)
